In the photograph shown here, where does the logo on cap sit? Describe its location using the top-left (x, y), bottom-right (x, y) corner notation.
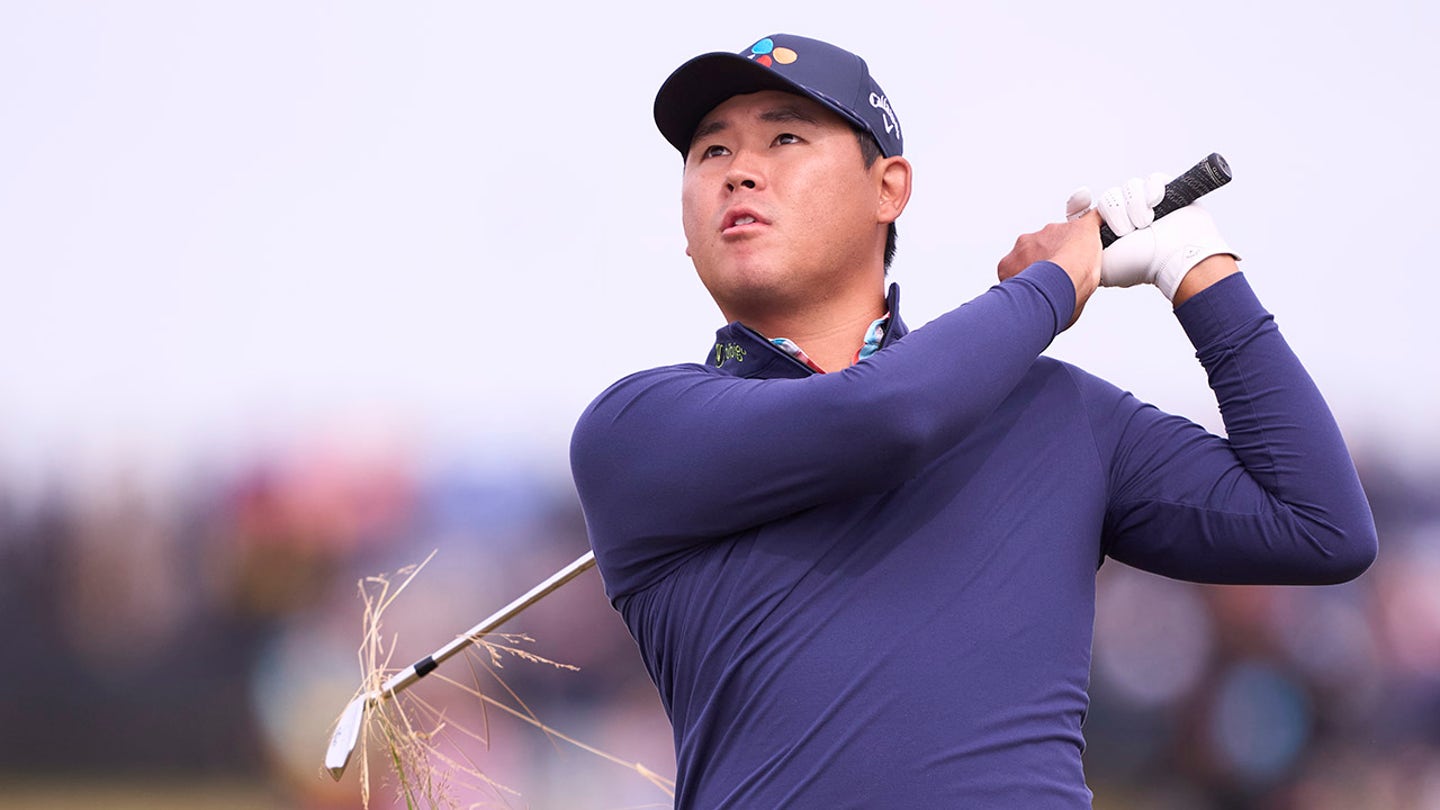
top-left (746, 37), bottom-right (798, 68)
top-left (870, 92), bottom-right (900, 141)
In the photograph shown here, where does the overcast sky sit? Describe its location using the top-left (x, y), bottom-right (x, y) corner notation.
top-left (2, 1), bottom-right (1435, 485)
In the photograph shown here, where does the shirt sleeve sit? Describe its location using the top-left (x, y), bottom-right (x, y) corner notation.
top-left (571, 262), bottom-right (1075, 596)
top-left (1087, 273), bottom-right (1377, 585)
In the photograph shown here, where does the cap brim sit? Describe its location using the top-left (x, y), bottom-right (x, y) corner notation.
top-left (654, 52), bottom-right (867, 158)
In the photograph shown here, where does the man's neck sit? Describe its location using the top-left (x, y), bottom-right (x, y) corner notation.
top-left (742, 296), bottom-right (887, 373)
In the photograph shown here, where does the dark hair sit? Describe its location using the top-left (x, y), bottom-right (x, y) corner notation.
top-left (856, 130), bottom-right (898, 272)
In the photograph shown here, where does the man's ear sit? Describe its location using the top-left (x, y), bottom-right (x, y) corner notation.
top-left (876, 156), bottom-right (912, 225)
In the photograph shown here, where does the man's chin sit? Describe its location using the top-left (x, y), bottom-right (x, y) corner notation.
top-left (707, 282), bottom-right (810, 326)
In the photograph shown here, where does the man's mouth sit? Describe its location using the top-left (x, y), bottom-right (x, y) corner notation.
top-left (722, 209), bottom-right (768, 233)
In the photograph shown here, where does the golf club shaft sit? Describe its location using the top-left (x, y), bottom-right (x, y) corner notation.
top-left (375, 549), bottom-right (598, 702)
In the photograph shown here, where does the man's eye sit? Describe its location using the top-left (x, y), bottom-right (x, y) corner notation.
top-left (774, 133), bottom-right (800, 145)
top-left (702, 144), bottom-right (730, 158)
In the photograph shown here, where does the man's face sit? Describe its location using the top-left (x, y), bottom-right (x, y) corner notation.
top-left (681, 90), bottom-right (885, 321)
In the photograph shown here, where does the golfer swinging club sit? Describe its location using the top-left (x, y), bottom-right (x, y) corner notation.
top-left (570, 33), bottom-right (1376, 808)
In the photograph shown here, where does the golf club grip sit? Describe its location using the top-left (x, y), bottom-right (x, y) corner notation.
top-left (1098, 153), bottom-right (1232, 247)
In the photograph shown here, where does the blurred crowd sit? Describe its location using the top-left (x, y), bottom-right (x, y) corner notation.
top-left (1086, 454), bottom-right (1440, 808)
top-left (1, 433), bottom-right (1437, 809)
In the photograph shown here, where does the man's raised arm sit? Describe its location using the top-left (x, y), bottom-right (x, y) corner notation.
top-left (1078, 176), bottom-right (1376, 583)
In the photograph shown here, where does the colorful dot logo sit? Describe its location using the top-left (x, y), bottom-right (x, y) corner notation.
top-left (747, 38), bottom-right (797, 68)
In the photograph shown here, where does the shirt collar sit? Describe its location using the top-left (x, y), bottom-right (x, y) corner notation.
top-left (706, 283), bottom-right (910, 378)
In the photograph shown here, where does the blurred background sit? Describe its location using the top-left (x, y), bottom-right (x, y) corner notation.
top-left (2, 1), bottom-right (1437, 808)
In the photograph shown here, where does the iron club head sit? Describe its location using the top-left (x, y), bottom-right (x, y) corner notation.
top-left (325, 694), bottom-right (368, 780)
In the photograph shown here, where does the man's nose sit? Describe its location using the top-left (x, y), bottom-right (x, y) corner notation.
top-left (725, 155), bottom-right (763, 193)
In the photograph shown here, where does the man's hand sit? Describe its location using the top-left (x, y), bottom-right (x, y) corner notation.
top-left (1073, 175), bottom-right (1238, 302)
top-left (998, 209), bottom-right (1102, 329)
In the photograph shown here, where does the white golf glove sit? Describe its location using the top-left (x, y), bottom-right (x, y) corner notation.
top-left (1066, 174), bottom-right (1237, 302)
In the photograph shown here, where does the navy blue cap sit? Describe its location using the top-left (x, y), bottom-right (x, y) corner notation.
top-left (654, 34), bottom-right (903, 159)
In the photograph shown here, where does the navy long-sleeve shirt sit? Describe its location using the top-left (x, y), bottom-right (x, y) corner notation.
top-left (569, 262), bottom-right (1376, 808)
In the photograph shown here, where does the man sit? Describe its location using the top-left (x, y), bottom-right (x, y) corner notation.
top-left (570, 33), bottom-right (1376, 808)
